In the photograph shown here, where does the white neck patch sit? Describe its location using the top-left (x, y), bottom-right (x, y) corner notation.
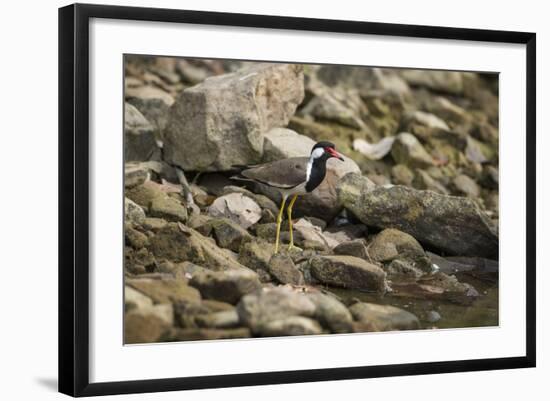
top-left (306, 147), bottom-right (325, 181)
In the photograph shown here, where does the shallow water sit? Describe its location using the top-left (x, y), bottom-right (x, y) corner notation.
top-left (329, 273), bottom-right (499, 330)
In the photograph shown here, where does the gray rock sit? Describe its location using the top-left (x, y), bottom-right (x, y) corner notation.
top-left (481, 165), bottom-right (499, 190)
top-left (209, 218), bottom-right (252, 252)
top-left (465, 135), bottom-right (492, 164)
top-left (175, 60), bottom-right (210, 84)
top-left (260, 316), bottom-right (323, 337)
top-left (426, 310), bottom-right (441, 323)
top-left (453, 174), bottom-right (481, 198)
top-left (149, 196), bottom-right (188, 223)
top-left (127, 97), bottom-right (170, 140)
top-left (391, 164), bottom-right (415, 186)
top-left (125, 181), bottom-right (173, 211)
top-left (386, 259), bottom-right (424, 279)
top-left (350, 302), bottom-right (420, 331)
top-left (444, 255), bottom-right (499, 274)
top-left (171, 298), bottom-right (237, 329)
top-left (309, 255), bottom-right (387, 292)
top-left (316, 66), bottom-right (410, 96)
top-left (189, 269), bottom-right (262, 304)
top-left (125, 197), bottom-right (146, 225)
top-left (124, 286), bottom-right (154, 311)
top-left (125, 226), bottom-right (149, 249)
top-left (164, 63), bottom-right (304, 171)
top-left (142, 217), bottom-right (168, 231)
top-left (267, 254), bottom-right (304, 285)
top-left (124, 103), bottom-right (159, 161)
top-left (125, 163), bottom-right (149, 188)
top-left (208, 193), bottom-right (262, 230)
top-left (333, 239), bottom-right (370, 260)
top-left (391, 132), bottom-right (434, 168)
top-left (337, 173), bottom-right (498, 258)
top-left (125, 161), bottom-right (179, 184)
top-left (236, 287), bottom-right (317, 335)
top-left (400, 70), bottom-right (464, 95)
top-left (293, 218), bottom-right (339, 249)
top-left (322, 224), bottom-right (368, 245)
top-left (149, 223), bottom-right (249, 270)
top-left (238, 239), bottom-right (273, 281)
top-left (402, 110), bottom-right (450, 140)
top-left (222, 186), bottom-right (279, 215)
top-left (197, 173), bottom-right (234, 197)
top-left (262, 128), bottom-right (316, 162)
top-left (368, 228), bottom-right (432, 272)
top-left (307, 292), bottom-right (354, 333)
top-left (392, 272), bottom-right (480, 305)
top-left (428, 97), bottom-right (470, 125)
top-left (301, 89), bottom-right (366, 129)
top-left (125, 247), bottom-right (155, 274)
top-left (413, 169), bottom-right (450, 195)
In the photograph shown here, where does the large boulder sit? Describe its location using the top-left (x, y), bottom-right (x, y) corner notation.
top-left (337, 173), bottom-right (498, 258)
top-left (164, 63), bottom-right (305, 171)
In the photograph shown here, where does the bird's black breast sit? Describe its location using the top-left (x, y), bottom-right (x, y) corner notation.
top-left (305, 156), bottom-right (328, 192)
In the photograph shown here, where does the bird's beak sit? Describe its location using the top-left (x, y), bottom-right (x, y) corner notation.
top-left (327, 148), bottom-right (344, 161)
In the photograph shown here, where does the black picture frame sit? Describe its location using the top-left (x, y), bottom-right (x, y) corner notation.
top-left (58, 3), bottom-right (536, 397)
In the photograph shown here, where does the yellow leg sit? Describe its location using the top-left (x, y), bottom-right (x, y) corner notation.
top-left (274, 195), bottom-right (287, 253)
top-left (287, 194), bottom-right (299, 250)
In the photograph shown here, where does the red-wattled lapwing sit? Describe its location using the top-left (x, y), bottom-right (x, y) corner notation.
top-left (233, 141), bottom-right (344, 253)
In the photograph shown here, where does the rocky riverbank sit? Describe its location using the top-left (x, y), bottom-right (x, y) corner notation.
top-left (123, 56), bottom-right (499, 344)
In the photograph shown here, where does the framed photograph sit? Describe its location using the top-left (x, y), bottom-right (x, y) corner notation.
top-left (58, 3), bottom-right (536, 397)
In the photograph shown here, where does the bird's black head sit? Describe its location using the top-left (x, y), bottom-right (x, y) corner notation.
top-left (310, 141), bottom-right (344, 161)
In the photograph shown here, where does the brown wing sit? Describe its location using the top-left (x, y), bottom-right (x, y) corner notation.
top-left (240, 157), bottom-right (308, 188)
